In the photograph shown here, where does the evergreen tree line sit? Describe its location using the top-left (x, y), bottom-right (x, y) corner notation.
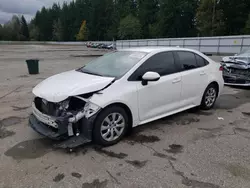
top-left (1, 0), bottom-right (250, 41)
top-left (0, 15), bottom-right (29, 41)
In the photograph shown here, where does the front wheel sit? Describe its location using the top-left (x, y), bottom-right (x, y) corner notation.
top-left (93, 106), bottom-right (129, 146)
top-left (200, 84), bottom-right (218, 110)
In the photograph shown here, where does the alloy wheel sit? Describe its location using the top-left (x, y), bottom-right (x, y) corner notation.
top-left (100, 112), bottom-right (125, 142)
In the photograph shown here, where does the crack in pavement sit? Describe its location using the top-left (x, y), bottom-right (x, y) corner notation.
top-left (168, 160), bottom-right (220, 188)
top-left (138, 141), bottom-right (221, 187)
top-left (217, 127), bottom-right (250, 140)
top-left (140, 142), bottom-right (177, 161)
top-left (0, 86), bottom-right (22, 100)
top-left (106, 170), bottom-right (121, 185)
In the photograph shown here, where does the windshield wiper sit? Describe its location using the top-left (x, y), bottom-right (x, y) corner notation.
top-left (78, 69), bottom-right (103, 77)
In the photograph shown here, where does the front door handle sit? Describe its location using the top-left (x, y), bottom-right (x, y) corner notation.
top-left (172, 78), bottom-right (181, 84)
top-left (200, 71), bottom-right (206, 76)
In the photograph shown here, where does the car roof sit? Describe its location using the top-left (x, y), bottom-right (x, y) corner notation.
top-left (119, 47), bottom-right (199, 54)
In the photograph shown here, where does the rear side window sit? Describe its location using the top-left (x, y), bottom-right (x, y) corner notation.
top-left (177, 51), bottom-right (198, 70)
top-left (195, 54), bottom-right (209, 67)
top-left (128, 52), bottom-right (177, 81)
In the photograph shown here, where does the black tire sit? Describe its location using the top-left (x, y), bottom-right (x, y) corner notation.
top-left (93, 106), bottom-right (129, 146)
top-left (200, 83), bottom-right (218, 110)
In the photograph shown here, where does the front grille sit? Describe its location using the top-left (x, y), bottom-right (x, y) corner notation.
top-left (34, 97), bottom-right (57, 116)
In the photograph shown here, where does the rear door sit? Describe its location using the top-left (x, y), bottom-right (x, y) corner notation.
top-left (175, 51), bottom-right (209, 107)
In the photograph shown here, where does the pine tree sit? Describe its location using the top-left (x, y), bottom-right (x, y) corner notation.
top-left (158, 0), bottom-right (198, 38)
top-left (3, 15), bottom-right (21, 40)
top-left (138, 0), bottom-right (159, 38)
top-left (118, 14), bottom-right (142, 39)
top-left (220, 0), bottom-right (250, 35)
top-left (244, 14), bottom-right (250, 34)
top-left (2, 0), bottom-right (248, 41)
top-left (0, 24), bottom-right (3, 40)
top-left (76, 20), bottom-right (88, 41)
top-left (20, 16), bottom-right (29, 40)
top-left (52, 19), bottom-right (63, 41)
top-left (196, 0), bottom-right (225, 36)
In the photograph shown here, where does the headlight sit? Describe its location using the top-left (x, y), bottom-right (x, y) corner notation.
top-left (84, 102), bottom-right (101, 119)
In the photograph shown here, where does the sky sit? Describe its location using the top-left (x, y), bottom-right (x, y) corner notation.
top-left (0, 0), bottom-right (73, 24)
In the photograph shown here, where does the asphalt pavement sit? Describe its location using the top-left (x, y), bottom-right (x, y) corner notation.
top-left (0, 45), bottom-right (250, 188)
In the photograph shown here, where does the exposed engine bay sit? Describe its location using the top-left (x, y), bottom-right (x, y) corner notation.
top-left (221, 49), bottom-right (250, 86)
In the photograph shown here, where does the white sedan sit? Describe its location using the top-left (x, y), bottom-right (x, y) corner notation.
top-left (29, 47), bottom-right (224, 147)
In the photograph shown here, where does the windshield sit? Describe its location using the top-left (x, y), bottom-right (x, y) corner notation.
top-left (238, 48), bottom-right (250, 56)
top-left (79, 51), bottom-right (147, 78)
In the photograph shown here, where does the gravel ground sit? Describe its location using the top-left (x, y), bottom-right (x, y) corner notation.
top-left (0, 45), bottom-right (250, 188)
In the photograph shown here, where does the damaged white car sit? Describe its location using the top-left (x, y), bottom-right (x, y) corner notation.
top-left (30, 47), bottom-right (224, 148)
top-left (221, 48), bottom-right (250, 86)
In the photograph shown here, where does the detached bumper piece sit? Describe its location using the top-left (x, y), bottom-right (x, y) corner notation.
top-left (29, 114), bottom-right (92, 149)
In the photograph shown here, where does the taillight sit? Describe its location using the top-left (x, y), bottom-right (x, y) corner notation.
top-left (219, 66), bottom-right (223, 71)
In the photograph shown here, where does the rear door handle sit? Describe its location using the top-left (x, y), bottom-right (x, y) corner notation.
top-left (172, 78), bottom-right (181, 84)
top-left (200, 71), bottom-right (206, 76)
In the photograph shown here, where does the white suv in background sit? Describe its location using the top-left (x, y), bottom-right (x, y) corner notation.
top-left (30, 47), bottom-right (224, 147)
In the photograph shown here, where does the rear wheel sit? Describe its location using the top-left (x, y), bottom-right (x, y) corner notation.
top-left (200, 84), bottom-right (218, 110)
top-left (93, 106), bottom-right (129, 146)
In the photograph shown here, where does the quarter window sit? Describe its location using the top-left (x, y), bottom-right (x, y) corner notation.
top-left (128, 52), bottom-right (177, 81)
top-left (195, 54), bottom-right (209, 67)
top-left (177, 51), bottom-right (198, 70)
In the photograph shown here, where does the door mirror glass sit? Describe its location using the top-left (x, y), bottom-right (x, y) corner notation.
top-left (142, 71), bottom-right (160, 85)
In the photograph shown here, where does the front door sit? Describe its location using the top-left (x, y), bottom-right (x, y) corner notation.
top-left (137, 72), bottom-right (182, 122)
top-left (128, 51), bottom-right (182, 122)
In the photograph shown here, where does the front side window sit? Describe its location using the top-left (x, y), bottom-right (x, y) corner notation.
top-left (129, 52), bottom-right (177, 81)
top-left (177, 51), bottom-right (198, 70)
top-left (79, 51), bottom-right (147, 78)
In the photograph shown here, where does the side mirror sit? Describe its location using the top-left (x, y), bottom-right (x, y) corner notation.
top-left (142, 71), bottom-right (160, 86)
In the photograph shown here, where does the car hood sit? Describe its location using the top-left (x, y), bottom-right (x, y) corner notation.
top-left (33, 70), bottom-right (115, 103)
top-left (222, 56), bottom-right (250, 64)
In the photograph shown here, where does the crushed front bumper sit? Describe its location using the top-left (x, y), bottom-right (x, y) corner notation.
top-left (222, 61), bottom-right (250, 86)
top-left (223, 74), bottom-right (250, 86)
top-left (29, 110), bottom-right (98, 148)
top-left (29, 114), bottom-right (68, 140)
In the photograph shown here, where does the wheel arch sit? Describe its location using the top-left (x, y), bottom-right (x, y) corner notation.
top-left (200, 81), bottom-right (220, 106)
top-left (101, 102), bottom-right (133, 131)
top-left (208, 81), bottom-right (219, 96)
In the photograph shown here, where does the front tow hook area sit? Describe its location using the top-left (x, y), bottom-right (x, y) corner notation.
top-left (53, 136), bottom-right (91, 149)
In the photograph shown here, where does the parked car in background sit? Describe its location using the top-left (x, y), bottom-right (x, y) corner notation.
top-left (221, 48), bottom-right (250, 86)
top-left (98, 44), bottom-right (108, 49)
top-left (86, 42), bottom-right (115, 50)
top-left (30, 47), bottom-right (224, 148)
top-left (107, 44), bottom-right (115, 50)
top-left (86, 42), bottom-right (93, 48)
